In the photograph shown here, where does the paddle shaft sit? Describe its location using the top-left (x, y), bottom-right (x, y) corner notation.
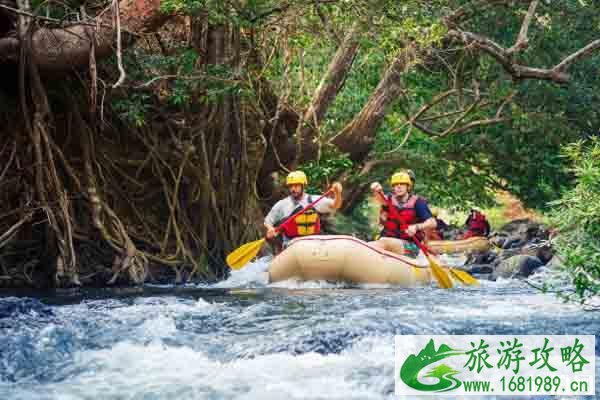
top-left (276, 188), bottom-right (335, 233)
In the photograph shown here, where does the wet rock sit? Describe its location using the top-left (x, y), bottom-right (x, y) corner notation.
top-left (503, 235), bottom-right (525, 249)
top-left (468, 264), bottom-right (495, 274)
top-left (497, 248), bottom-right (521, 261)
top-left (495, 255), bottom-right (544, 278)
top-left (546, 255), bottom-right (565, 270)
top-left (489, 233), bottom-right (507, 248)
top-left (499, 218), bottom-right (533, 234)
top-left (498, 219), bottom-right (549, 242)
top-left (443, 226), bottom-right (463, 241)
top-left (467, 250), bottom-right (497, 265)
top-left (521, 245), bottom-right (554, 265)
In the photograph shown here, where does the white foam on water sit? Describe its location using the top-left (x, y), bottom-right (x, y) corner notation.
top-left (268, 278), bottom-right (349, 289)
top-left (211, 256), bottom-right (271, 289)
top-left (13, 331), bottom-right (591, 400)
top-left (0, 341), bottom-right (384, 399)
top-left (1, 285), bottom-right (598, 400)
top-left (7, 336), bottom-right (395, 400)
top-left (137, 314), bottom-right (176, 339)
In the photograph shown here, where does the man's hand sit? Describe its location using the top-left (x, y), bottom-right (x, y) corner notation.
top-left (331, 181), bottom-right (343, 194)
top-left (370, 181), bottom-right (383, 194)
top-left (266, 226), bottom-right (278, 239)
top-left (406, 224), bottom-right (419, 237)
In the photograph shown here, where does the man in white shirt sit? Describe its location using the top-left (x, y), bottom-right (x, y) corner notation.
top-left (264, 171), bottom-right (343, 247)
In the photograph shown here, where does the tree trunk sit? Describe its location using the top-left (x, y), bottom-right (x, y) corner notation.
top-left (295, 23), bottom-right (360, 164)
top-left (330, 45), bottom-right (417, 162)
top-left (187, 17), bottom-right (267, 276)
top-left (0, 0), bottom-right (170, 70)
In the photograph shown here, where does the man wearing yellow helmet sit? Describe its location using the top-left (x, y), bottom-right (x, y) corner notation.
top-left (369, 171), bottom-right (437, 256)
top-left (264, 171), bottom-right (343, 247)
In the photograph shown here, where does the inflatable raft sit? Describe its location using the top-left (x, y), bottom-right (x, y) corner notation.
top-left (268, 235), bottom-right (433, 286)
top-left (427, 237), bottom-right (490, 254)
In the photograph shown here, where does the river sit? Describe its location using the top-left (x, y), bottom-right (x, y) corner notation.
top-left (0, 258), bottom-right (598, 399)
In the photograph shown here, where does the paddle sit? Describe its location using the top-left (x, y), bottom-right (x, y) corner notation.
top-left (226, 188), bottom-right (335, 270)
top-left (375, 190), bottom-right (454, 289)
top-left (421, 243), bottom-right (479, 286)
top-left (409, 232), bottom-right (454, 289)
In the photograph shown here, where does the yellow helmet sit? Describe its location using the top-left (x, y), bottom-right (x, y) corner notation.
top-left (390, 171), bottom-right (412, 187)
top-left (402, 169), bottom-right (415, 184)
top-left (286, 171), bottom-right (308, 186)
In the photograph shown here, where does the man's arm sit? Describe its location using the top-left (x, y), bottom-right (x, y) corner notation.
top-left (370, 182), bottom-right (387, 205)
top-left (314, 182), bottom-right (343, 214)
top-left (264, 200), bottom-right (285, 239)
top-left (331, 182), bottom-right (343, 209)
top-left (406, 199), bottom-right (437, 237)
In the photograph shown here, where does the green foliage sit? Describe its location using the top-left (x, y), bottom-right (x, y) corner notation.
top-left (549, 138), bottom-right (600, 300)
top-left (112, 0), bottom-right (598, 222)
top-left (301, 152), bottom-right (353, 194)
top-left (160, 0), bottom-right (281, 27)
top-left (109, 46), bottom-right (252, 124)
top-left (112, 93), bottom-right (152, 127)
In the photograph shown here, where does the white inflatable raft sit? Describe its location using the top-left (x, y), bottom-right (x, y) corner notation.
top-left (427, 236), bottom-right (490, 254)
top-left (268, 235), bottom-right (433, 286)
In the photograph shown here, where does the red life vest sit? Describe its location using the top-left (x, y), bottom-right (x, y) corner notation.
top-left (279, 197), bottom-right (321, 239)
top-left (465, 211), bottom-right (489, 237)
top-left (380, 194), bottom-right (425, 241)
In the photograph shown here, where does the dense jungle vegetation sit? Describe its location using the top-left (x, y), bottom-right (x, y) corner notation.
top-left (0, 0), bottom-right (598, 299)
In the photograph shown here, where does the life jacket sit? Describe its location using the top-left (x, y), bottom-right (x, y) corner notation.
top-left (464, 211), bottom-right (490, 237)
top-left (380, 194), bottom-right (425, 241)
top-left (278, 196), bottom-right (321, 239)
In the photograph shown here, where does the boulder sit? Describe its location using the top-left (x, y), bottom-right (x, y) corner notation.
top-left (494, 255), bottom-right (544, 278)
top-left (467, 250), bottom-right (497, 265)
top-left (498, 218), bottom-right (550, 243)
top-left (467, 264), bottom-right (495, 274)
top-left (497, 248), bottom-right (521, 261)
top-left (499, 218), bottom-right (534, 234)
top-left (443, 226), bottom-right (463, 240)
top-left (521, 245), bottom-right (554, 265)
top-left (503, 235), bottom-right (525, 249)
top-left (545, 255), bottom-right (565, 270)
top-left (489, 233), bottom-right (507, 248)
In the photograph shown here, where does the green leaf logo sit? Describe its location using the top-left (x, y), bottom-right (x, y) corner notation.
top-left (400, 339), bottom-right (464, 392)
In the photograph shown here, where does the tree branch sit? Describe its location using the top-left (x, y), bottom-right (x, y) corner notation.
top-left (554, 39), bottom-right (600, 72)
top-left (330, 44), bottom-right (417, 162)
top-left (295, 22), bottom-right (360, 163)
top-left (314, 1), bottom-right (341, 45)
top-left (507, 0), bottom-right (539, 55)
top-left (444, 0), bottom-right (529, 27)
top-left (0, 0), bottom-right (171, 71)
top-left (448, 28), bottom-right (600, 84)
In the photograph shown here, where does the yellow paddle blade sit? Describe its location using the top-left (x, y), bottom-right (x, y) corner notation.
top-left (426, 254), bottom-right (453, 289)
top-left (226, 238), bottom-right (266, 270)
top-left (449, 268), bottom-right (479, 286)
